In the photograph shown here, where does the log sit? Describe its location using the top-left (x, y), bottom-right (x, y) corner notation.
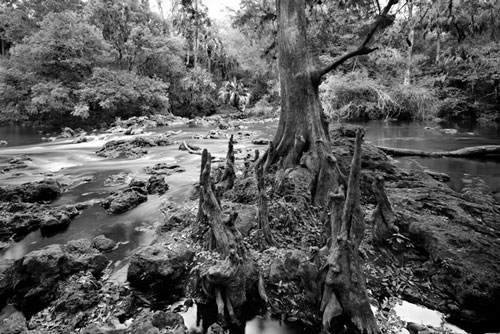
top-left (376, 145), bottom-right (500, 158)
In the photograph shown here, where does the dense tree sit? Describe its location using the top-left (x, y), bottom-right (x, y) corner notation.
top-left (9, 11), bottom-right (108, 84)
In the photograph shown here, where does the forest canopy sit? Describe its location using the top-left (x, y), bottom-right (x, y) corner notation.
top-left (0, 0), bottom-right (499, 127)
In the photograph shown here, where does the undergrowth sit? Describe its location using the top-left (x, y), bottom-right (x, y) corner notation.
top-left (319, 70), bottom-right (438, 121)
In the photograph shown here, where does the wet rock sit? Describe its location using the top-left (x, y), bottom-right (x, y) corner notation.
top-left (385, 168), bottom-right (500, 326)
top-left (0, 202), bottom-right (81, 242)
top-left (40, 212), bottom-right (71, 236)
top-left (207, 323), bottom-right (224, 334)
top-left (407, 322), bottom-right (427, 334)
top-left (0, 311), bottom-right (27, 334)
top-left (96, 135), bottom-right (174, 159)
top-left (123, 309), bottom-right (186, 334)
top-left (0, 140), bottom-right (8, 146)
top-left (0, 260), bottom-right (14, 306)
top-left (101, 180), bottom-right (148, 214)
top-left (0, 179), bottom-right (62, 203)
top-left (92, 235), bottom-right (117, 252)
top-left (424, 169), bottom-right (451, 182)
top-left (128, 233), bottom-right (195, 302)
top-left (2, 156), bottom-right (31, 173)
top-left (104, 172), bottom-right (133, 187)
top-left (251, 138), bottom-right (270, 145)
top-left (144, 163), bottom-right (185, 175)
top-left (125, 126), bottom-right (145, 136)
top-left (147, 175), bottom-right (169, 195)
top-left (9, 239), bottom-right (108, 314)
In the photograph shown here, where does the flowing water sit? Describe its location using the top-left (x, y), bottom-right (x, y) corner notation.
top-left (1, 119), bottom-right (499, 333)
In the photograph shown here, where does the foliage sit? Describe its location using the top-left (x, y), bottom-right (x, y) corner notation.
top-left (28, 81), bottom-right (74, 116)
top-left (9, 11), bottom-right (109, 84)
top-left (218, 77), bottom-right (251, 111)
top-left (176, 67), bottom-right (217, 117)
top-left (320, 70), bottom-right (437, 121)
top-left (0, 66), bottom-right (36, 121)
top-left (74, 67), bottom-right (170, 121)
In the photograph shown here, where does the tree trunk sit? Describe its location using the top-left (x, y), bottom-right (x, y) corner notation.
top-left (322, 130), bottom-right (379, 334)
top-left (268, 0), bottom-right (336, 205)
top-left (404, 0), bottom-right (414, 86)
top-left (436, 27), bottom-right (441, 65)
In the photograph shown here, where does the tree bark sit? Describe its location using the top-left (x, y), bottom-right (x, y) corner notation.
top-left (322, 130), bottom-right (379, 334)
top-left (371, 175), bottom-right (398, 244)
top-left (199, 149), bottom-right (245, 257)
top-left (404, 0), bottom-right (414, 86)
top-left (255, 161), bottom-right (276, 247)
top-left (220, 134), bottom-right (236, 190)
top-left (376, 145), bottom-right (500, 158)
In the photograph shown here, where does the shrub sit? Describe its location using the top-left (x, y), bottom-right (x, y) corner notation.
top-left (218, 77), bottom-right (251, 111)
top-left (320, 70), bottom-right (438, 121)
top-left (74, 68), bottom-right (170, 122)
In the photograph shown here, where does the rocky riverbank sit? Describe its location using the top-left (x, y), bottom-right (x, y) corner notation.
top-left (0, 118), bottom-right (499, 334)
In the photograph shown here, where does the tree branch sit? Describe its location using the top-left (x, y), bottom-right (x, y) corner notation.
top-left (316, 0), bottom-right (399, 79)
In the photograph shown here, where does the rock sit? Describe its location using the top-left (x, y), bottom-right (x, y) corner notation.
top-left (128, 233), bottom-right (195, 301)
top-left (0, 140), bottom-right (8, 146)
top-left (39, 212), bottom-right (71, 236)
top-left (251, 138), bottom-right (270, 145)
top-left (424, 169), bottom-right (451, 182)
top-left (147, 175), bottom-right (169, 195)
top-left (407, 322), bottom-right (427, 334)
top-left (207, 323), bottom-right (224, 334)
top-left (0, 179), bottom-right (62, 203)
top-left (0, 311), bottom-right (28, 334)
top-left (92, 235), bottom-right (117, 252)
top-left (96, 135), bottom-right (173, 159)
top-left (9, 240), bottom-right (108, 314)
top-left (60, 127), bottom-right (76, 138)
top-left (53, 271), bottom-right (100, 314)
top-left (72, 136), bottom-right (89, 144)
top-left (123, 309), bottom-right (185, 334)
top-left (104, 172), bottom-right (133, 186)
top-left (144, 163), bottom-right (185, 175)
top-left (0, 260), bottom-right (14, 306)
top-left (101, 180), bottom-right (148, 214)
top-left (0, 202), bottom-right (81, 242)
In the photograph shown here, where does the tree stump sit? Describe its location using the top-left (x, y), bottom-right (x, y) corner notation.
top-left (255, 159), bottom-right (276, 247)
top-left (371, 175), bottom-right (399, 245)
top-left (321, 130), bottom-right (379, 334)
top-left (197, 148), bottom-right (268, 327)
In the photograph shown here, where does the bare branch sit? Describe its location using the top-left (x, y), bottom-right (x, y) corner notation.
top-left (316, 0), bottom-right (399, 79)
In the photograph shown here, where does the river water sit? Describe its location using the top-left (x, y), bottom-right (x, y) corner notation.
top-left (0, 119), bottom-right (499, 332)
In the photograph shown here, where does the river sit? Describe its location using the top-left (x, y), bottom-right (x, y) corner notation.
top-left (0, 119), bottom-right (499, 333)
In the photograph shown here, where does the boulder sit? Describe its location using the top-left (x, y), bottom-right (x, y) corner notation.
top-left (0, 179), bottom-right (62, 203)
top-left (101, 180), bottom-right (148, 214)
top-left (128, 233), bottom-right (195, 302)
top-left (0, 260), bottom-right (14, 306)
top-left (0, 202), bottom-right (81, 242)
top-left (9, 239), bottom-right (108, 314)
top-left (96, 135), bottom-right (174, 159)
top-left (92, 235), bottom-right (117, 252)
top-left (251, 138), bottom-right (270, 145)
top-left (144, 163), bottom-right (185, 176)
top-left (39, 212), bottom-right (71, 236)
top-left (0, 140), bottom-right (8, 146)
top-left (0, 311), bottom-right (27, 334)
top-left (147, 175), bottom-right (169, 195)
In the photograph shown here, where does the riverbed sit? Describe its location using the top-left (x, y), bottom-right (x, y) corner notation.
top-left (1, 119), bottom-right (499, 333)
